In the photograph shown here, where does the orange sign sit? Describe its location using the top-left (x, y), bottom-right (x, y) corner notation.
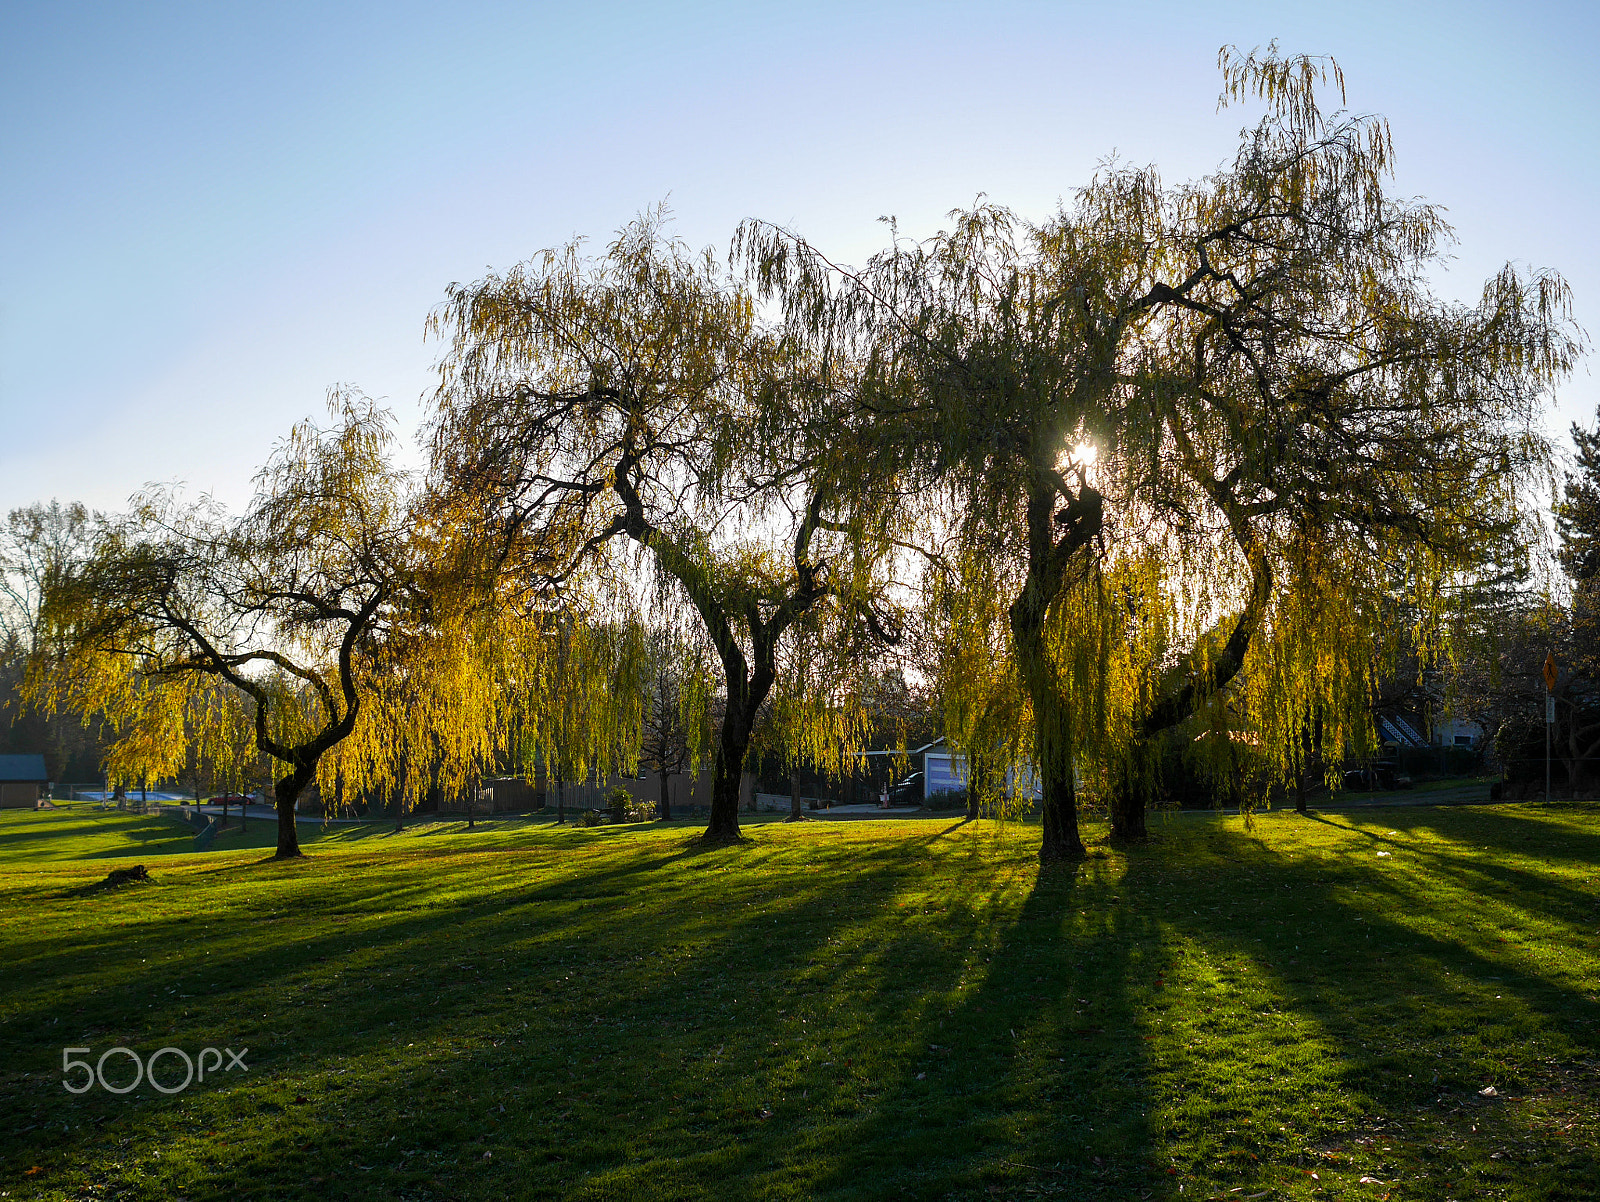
top-left (1543, 652), bottom-right (1558, 692)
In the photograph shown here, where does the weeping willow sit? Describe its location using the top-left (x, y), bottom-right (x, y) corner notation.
top-left (921, 545), bottom-right (1032, 819)
top-left (26, 392), bottom-right (646, 858)
top-left (427, 209), bottom-right (907, 842)
top-left (745, 44), bottom-right (1578, 860)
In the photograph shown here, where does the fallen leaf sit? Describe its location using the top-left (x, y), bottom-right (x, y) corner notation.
top-left (1359, 1176), bottom-right (1387, 1184)
top-left (1479, 1086), bottom-right (1498, 1097)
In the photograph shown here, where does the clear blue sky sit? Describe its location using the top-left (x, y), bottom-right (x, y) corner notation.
top-left (2, 0), bottom-right (1595, 516)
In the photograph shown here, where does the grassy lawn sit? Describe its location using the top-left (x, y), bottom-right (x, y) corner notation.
top-left (0, 802), bottom-right (1596, 1200)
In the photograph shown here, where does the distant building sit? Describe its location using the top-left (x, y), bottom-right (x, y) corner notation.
top-left (1373, 712), bottom-right (1482, 750)
top-left (1430, 717), bottom-right (1482, 748)
top-left (0, 755), bottom-right (48, 808)
top-left (917, 739), bottom-right (1041, 802)
top-left (1376, 714), bottom-right (1430, 748)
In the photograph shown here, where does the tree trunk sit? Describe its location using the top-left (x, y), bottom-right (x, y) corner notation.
top-left (1109, 772), bottom-right (1148, 841)
top-left (556, 777), bottom-right (565, 825)
top-left (1012, 575), bottom-right (1086, 862)
top-left (1035, 693), bottom-right (1085, 861)
top-left (657, 768), bottom-right (672, 821)
top-left (966, 749), bottom-right (985, 821)
top-left (1015, 630), bottom-right (1085, 861)
top-left (274, 765), bottom-right (311, 859)
top-left (703, 719), bottom-right (750, 841)
top-left (1292, 731), bottom-right (1308, 815)
top-left (787, 769), bottom-right (804, 822)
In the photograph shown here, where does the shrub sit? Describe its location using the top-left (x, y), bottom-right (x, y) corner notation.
top-left (606, 786), bottom-right (631, 823)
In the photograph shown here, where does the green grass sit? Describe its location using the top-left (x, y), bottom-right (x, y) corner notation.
top-left (1, 801), bottom-right (1597, 1200)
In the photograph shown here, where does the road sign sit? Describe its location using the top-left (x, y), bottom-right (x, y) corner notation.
top-left (1543, 652), bottom-right (1558, 691)
top-left (1547, 695), bottom-right (1557, 724)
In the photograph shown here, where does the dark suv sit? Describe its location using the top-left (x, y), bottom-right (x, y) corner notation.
top-left (888, 772), bottom-right (923, 805)
top-left (1342, 761), bottom-right (1413, 791)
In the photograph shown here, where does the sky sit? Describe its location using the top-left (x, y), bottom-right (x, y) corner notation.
top-left (2, 0), bottom-right (1596, 518)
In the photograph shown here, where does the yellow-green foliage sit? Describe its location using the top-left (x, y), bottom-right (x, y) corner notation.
top-left (868, 46), bottom-right (1579, 824)
top-left (427, 209), bottom-right (908, 810)
top-left (25, 394), bottom-right (648, 815)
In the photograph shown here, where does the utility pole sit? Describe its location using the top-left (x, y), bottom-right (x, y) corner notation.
top-left (1543, 652), bottom-right (1558, 804)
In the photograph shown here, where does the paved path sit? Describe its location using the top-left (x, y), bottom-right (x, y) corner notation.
top-left (150, 802), bottom-right (374, 825)
top-left (809, 804), bottom-right (960, 821)
top-left (1172, 782), bottom-right (1495, 817)
top-left (1314, 783), bottom-right (1494, 809)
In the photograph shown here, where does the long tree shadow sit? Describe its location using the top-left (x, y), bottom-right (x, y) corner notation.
top-left (1149, 816), bottom-right (1600, 1198)
top-left (751, 845), bottom-right (1168, 1200)
top-left (1368, 801), bottom-right (1600, 864)
top-left (7, 812), bottom-right (1599, 1200)
top-left (0, 825), bottom-right (951, 1199)
top-left (1300, 809), bottom-right (1600, 958)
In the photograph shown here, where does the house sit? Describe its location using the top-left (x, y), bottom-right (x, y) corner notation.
top-left (1376, 714), bottom-right (1430, 748)
top-left (864, 739), bottom-right (1040, 804)
top-left (1430, 717), bottom-right (1483, 748)
top-left (0, 755), bottom-right (49, 808)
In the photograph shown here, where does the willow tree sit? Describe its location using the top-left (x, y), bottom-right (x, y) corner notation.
top-left (742, 45), bottom-right (1577, 859)
top-left (428, 212), bottom-right (899, 842)
top-left (531, 612), bottom-right (646, 822)
top-left (28, 395), bottom-right (433, 859)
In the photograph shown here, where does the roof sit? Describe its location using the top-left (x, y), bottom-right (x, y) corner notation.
top-left (0, 754), bottom-right (48, 782)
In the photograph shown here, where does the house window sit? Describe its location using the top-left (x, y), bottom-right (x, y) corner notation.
top-left (1454, 736), bottom-right (1472, 747)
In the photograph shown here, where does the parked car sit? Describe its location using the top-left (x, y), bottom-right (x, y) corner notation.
top-left (889, 772), bottom-right (923, 805)
top-left (1342, 762), bottom-right (1413, 792)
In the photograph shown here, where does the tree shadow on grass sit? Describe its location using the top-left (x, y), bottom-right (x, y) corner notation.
top-left (7, 812), bottom-right (1599, 1200)
top-left (1147, 816), bottom-right (1600, 1199)
top-left (0, 813), bottom-right (198, 860)
top-left (1300, 809), bottom-right (1600, 950)
top-left (1366, 801), bottom-right (1600, 864)
top-left (776, 854), bottom-right (1167, 1201)
top-left (0, 824), bottom-right (951, 1199)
